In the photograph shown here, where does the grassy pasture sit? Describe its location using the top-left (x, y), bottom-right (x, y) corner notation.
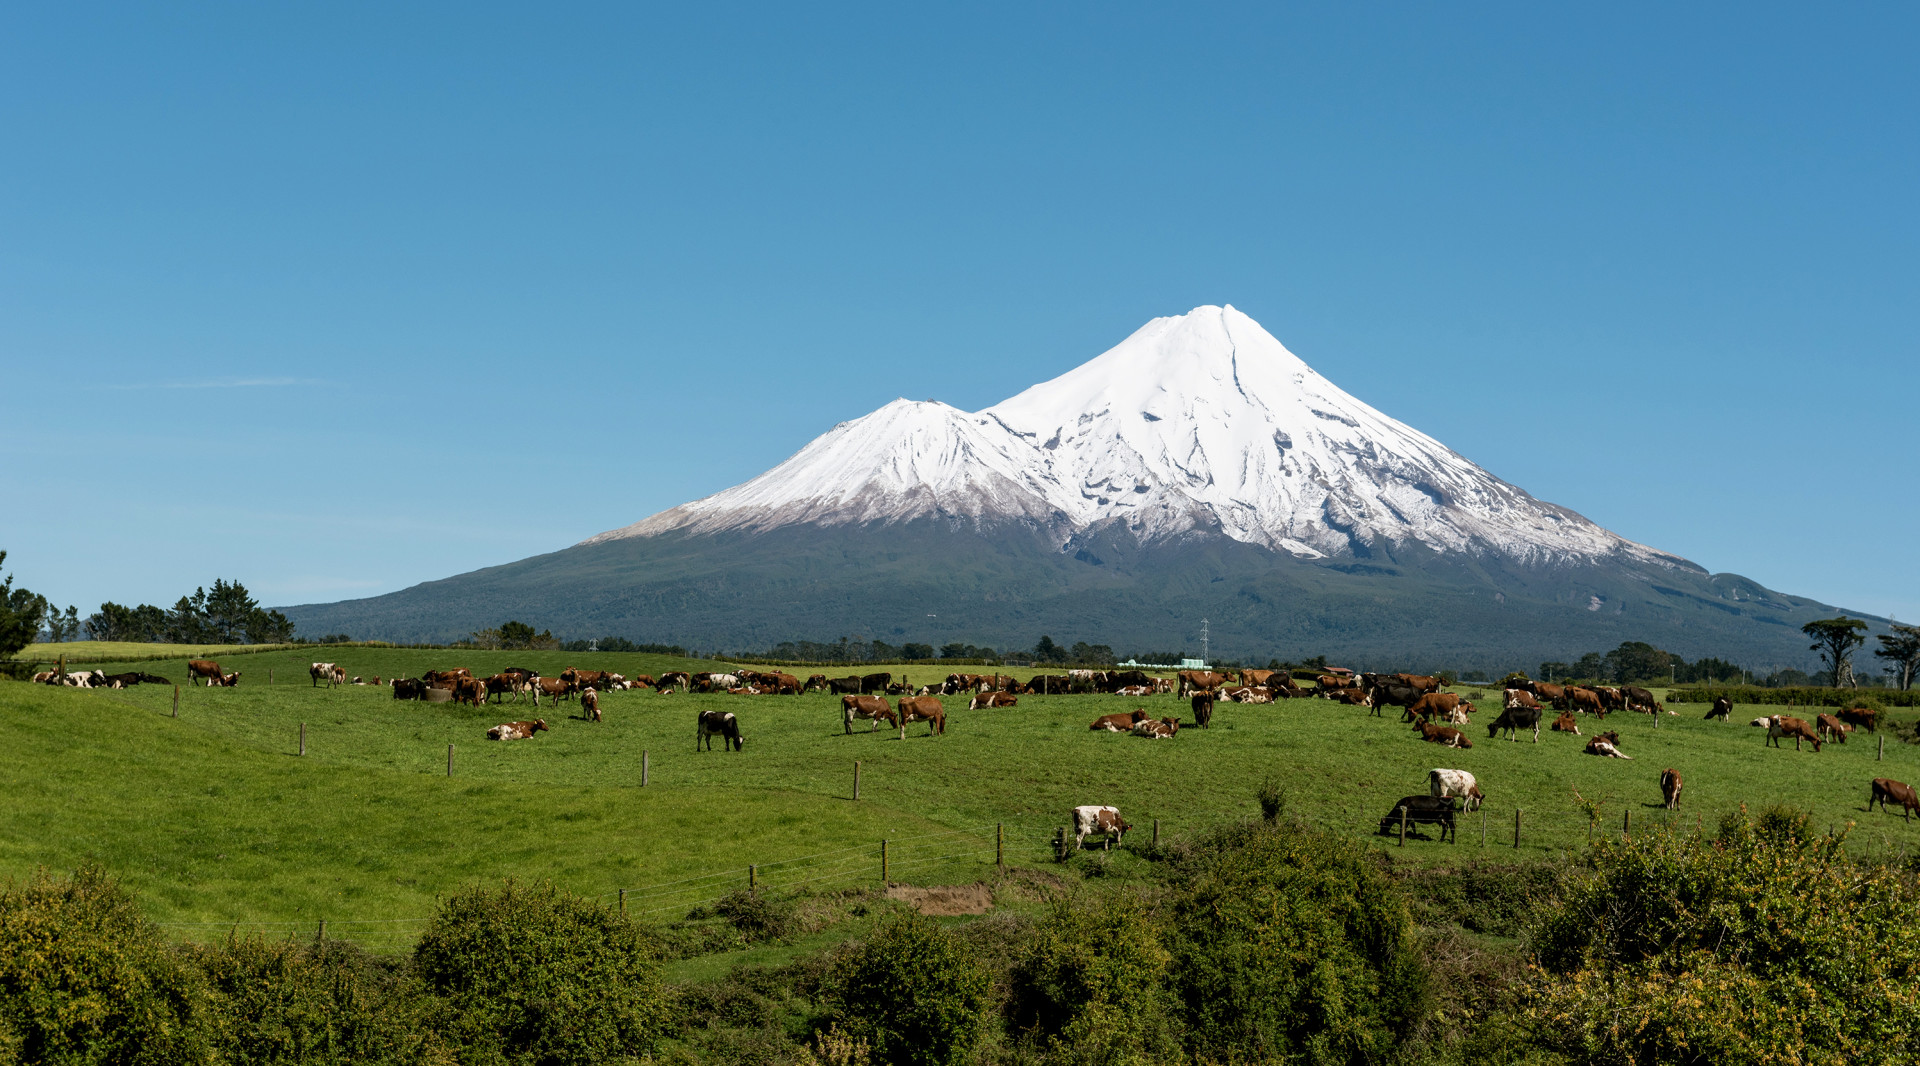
top-left (7, 647), bottom-right (1918, 951)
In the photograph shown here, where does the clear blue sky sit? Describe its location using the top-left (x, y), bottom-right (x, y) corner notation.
top-left (4, 4), bottom-right (1915, 628)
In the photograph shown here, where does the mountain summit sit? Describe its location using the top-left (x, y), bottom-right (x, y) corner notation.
top-left (591, 305), bottom-right (1686, 571)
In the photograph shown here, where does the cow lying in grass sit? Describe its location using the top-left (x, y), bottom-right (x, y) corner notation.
top-left (1091, 710), bottom-right (1149, 733)
top-left (1550, 711), bottom-right (1582, 735)
top-left (487, 720), bottom-right (547, 741)
top-left (1413, 722), bottom-right (1472, 748)
top-left (1131, 717), bottom-right (1179, 739)
top-left (1584, 731), bottom-right (1630, 759)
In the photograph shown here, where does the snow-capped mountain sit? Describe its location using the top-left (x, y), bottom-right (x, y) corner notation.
top-left (590, 305), bottom-right (1684, 571)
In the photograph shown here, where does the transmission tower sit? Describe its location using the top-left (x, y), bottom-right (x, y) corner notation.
top-left (1200, 618), bottom-right (1209, 664)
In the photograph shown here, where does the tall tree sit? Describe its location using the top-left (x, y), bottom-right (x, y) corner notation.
top-left (1802, 617), bottom-right (1870, 688)
top-left (0, 552), bottom-right (48, 658)
top-left (202, 579), bottom-right (260, 642)
top-left (244, 608), bottom-right (296, 644)
top-left (168, 589), bottom-right (211, 644)
top-left (1875, 624), bottom-right (1920, 691)
top-left (87, 602), bottom-right (138, 642)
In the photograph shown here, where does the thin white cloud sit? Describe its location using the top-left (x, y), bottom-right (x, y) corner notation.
top-left (109, 377), bottom-right (324, 390)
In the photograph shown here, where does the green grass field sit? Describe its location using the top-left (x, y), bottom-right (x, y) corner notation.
top-left (8, 647), bottom-right (1917, 952)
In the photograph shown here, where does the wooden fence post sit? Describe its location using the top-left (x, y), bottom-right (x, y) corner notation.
top-left (317, 920), bottom-right (326, 941)
top-left (172, 685), bottom-right (179, 718)
top-left (447, 744), bottom-right (454, 777)
top-left (269, 668), bottom-right (273, 685)
top-left (997, 823), bottom-right (1004, 871)
top-left (1398, 806), bottom-right (1408, 846)
top-left (1481, 808), bottom-right (1487, 846)
top-left (749, 865), bottom-right (757, 894)
top-left (619, 889), bottom-right (626, 914)
top-left (642, 750), bottom-right (649, 787)
top-left (853, 760), bottom-right (861, 801)
top-left (299, 722), bottom-right (306, 757)
top-left (1880, 735), bottom-right (1886, 761)
top-left (1623, 809), bottom-right (1631, 838)
top-left (1514, 808), bottom-right (1522, 849)
top-left (881, 839), bottom-right (889, 883)
top-left (1152, 818), bottom-right (1160, 848)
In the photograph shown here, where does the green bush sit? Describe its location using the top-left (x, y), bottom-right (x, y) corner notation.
top-left (1007, 897), bottom-right (1171, 1064)
top-left (824, 913), bottom-right (988, 1066)
top-left (1527, 807), bottom-right (1920, 1064)
top-left (411, 880), bottom-right (666, 1066)
top-left (192, 937), bottom-right (435, 1065)
top-left (1670, 684), bottom-right (1913, 708)
top-left (713, 889), bottom-right (798, 943)
top-left (0, 865), bottom-right (213, 1066)
top-left (1163, 821), bottom-right (1427, 1065)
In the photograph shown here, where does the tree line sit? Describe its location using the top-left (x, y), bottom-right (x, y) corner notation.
top-left (0, 552), bottom-right (298, 658)
top-left (1536, 621), bottom-right (1920, 691)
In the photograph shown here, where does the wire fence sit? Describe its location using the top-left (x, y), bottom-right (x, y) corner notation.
top-left (151, 801), bottom-right (1920, 953)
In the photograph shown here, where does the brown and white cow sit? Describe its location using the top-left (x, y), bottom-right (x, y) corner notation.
top-left (1550, 710), bottom-right (1582, 735)
top-left (187, 659), bottom-right (225, 686)
top-left (534, 677), bottom-right (573, 704)
top-left (1071, 805), bottom-right (1131, 850)
top-left (897, 696), bottom-right (945, 736)
top-left (1406, 692), bottom-right (1473, 725)
top-left (1131, 716), bottom-right (1179, 739)
top-left (1815, 713), bottom-right (1852, 744)
top-left (1178, 670), bottom-right (1230, 696)
top-left (453, 677), bottom-right (487, 706)
top-left (310, 662), bottom-right (344, 688)
top-left (1429, 768), bottom-right (1483, 811)
top-left (487, 719), bottom-right (548, 741)
top-left (1660, 768), bottom-right (1683, 809)
top-left (842, 695), bottom-right (896, 733)
top-left (968, 691), bottom-right (1018, 710)
top-left (1706, 696), bottom-right (1733, 720)
top-left (1871, 778), bottom-right (1920, 820)
top-left (582, 687), bottom-right (600, 722)
top-left (1566, 687), bottom-right (1606, 717)
top-left (1584, 731), bottom-right (1631, 759)
top-left (1090, 710), bottom-right (1150, 733)
top-left (1413, 722), bottom-right (1473, 748)
top-left (1764, 715), bottom-right (1822, 752)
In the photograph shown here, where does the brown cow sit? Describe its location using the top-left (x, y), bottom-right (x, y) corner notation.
top-left (1765, 715), bottom-right (1822, 752)
top-left (453, 677), bottom-right (487, 706)
top-left (187, 659), bottom-right (225, 687)
top-left (484, 674), bottom-right (521, 703)
top-left (1871, 778), bottom-right (1920, 820)
top-left (1816, 713), bottom-right (1853, 744)
top-left (1838, 706), bottom-right (1879, 733)
top-left (1333, 687), bottom-right (1373, 707)
top-left (1660, 768), bottom-right (1683, 809)
top-left (1550, 710), bottom-right (1582, 735)
top-left (1090, 710), bottom-right (1150, 733)
top-left (968, 692), bottom-right (1018, 710)
top-left (1240, 669), bottom-right (1275, 688)
top-left (1413, 722), bottom-right (1472, 748)
top-left (1534, 682), bottom-right (1569, 710)
top-left (534, 676), bottom-right (573, 704)
top-left (1396, 673), bottom-right (1444, 693)
top-left (423, 668), bottom-right (472, 684)
top-left (897, 696), bottom-right (944, 736)
top-left (1405, 692), bottom-right (1474, 724)
top-left (1566, 687), bottom-right (1606, 717)
top-left (842, 695), bottom-right (896, 733)
top-left (1190, 693), bottom-right (1214, 729)
top-left (582, 687), bottom-right (601, 722)
top-left (487, 719), bottom-right (548, 741)
top-left (1179, 670), bottom-right (1229, 696)
top-left (1584, 731), bottom-right (1631, 759)
top-left (1131, 716), bottom-right (1180, 738)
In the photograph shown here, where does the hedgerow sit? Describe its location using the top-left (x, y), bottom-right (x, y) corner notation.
top-left (1669, 685), bottom-right (1916, 708)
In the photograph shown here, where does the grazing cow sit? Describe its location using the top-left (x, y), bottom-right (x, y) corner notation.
top-left (1406, 692), bottom-right (1473, 725)
top-left (310, 662), bottom-right (344, 688)
top-left (1622, 686), bottom-right (1662, 715)
top-left (860, 672), bottom-right (892, 695)
top-left (696, 711), bottom-right (744, 752)
top-left (656, 671), bottom-right (691, 694)
top-left (766, 672), bottom-right (804, 695)
top-left (1377, 795), bottom-right (1458, 843)
top-left (968, 692), bottom-right (1018, 710)
top-left (1595, 686), bottom-right (1626, 713)
top-left (483, 674), bottom-right (521, 703)
top-left (563, 668), bottom-right (615, 691)
top-left (1397, 674), bottom-right (1444, 694)
top-left (897, 696), bottom-right (945, 736)
top-left (582, 687), bottom-right (600, 722)
top-left (1550, 711), bottom-right (1582, 735)
top-left (1534, 682), bottom-right (1569, 710)
top-left (1566, 687), bottom-right (1607, 717)
top-left (1816, 713), bottom-right (1853, 744)
top-left (1488, 703), bottom-right (1542, 742)
top-left (1190, 693), bottom-right (1214, 729)
top-left (1504, 688), bottom-right (1541, 713)
top-left (423, 668), bottom-right (472, 685)
top-left (1660, 768), bottom-right (1683, 810)
top-left (486, 719), bottom-right (548, 741)
top-left (1413, 722), bottom-right (1473, 748)
top-left (1071, 805), bottom-right (1131, 850)
top-left (1429, 768), bottom-right (1484, 811)
top-left (534, 677), bottom-right (573, 704)
top-left (1838, 706), bottom-right (1880, 733)
top-left (1584, 731), bottom-right (1631, 759)
top-left (1706, 696), bottom-right (1733, 720)
top-left (391, 678), bottom-right (424, 700)
top-left (1090, 710), bottom-right (1150, 733)
top-left (187, 660), bottom-right (225, 686)
top-left (802, 674), bottom-right (830, 692)
top-left (1870, 778), bottom-right (1920, 820)
top-left (1765, 715), bottom-right (1822, 752)
top-left (1131, 717), bottom-right (1179, 739)
top-left (453, 677), bottom-right (487, 706)
top-left (841, 695), bottom-right (896, 733)
top-left (1026, 674), bottom-right (1071, 695)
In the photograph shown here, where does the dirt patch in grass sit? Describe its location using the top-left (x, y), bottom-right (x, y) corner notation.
top-left (885, 881), bottom-right (994, 915)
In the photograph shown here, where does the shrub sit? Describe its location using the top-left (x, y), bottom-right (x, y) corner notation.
top-left (824, 913), bottom-right (988, 1066)
top-left (1526, 807), bottom-right (1920, 1064)
top-left (411, 880), bottom-right (667, 1065)
top-left (192, 937), bottom-right (432, 1065)
top-left (1163, 821), bottom-right (1427, 1065)
top-left (1007, 897), bottom-right (1170, 1064)
top-left (0, 865), bottom-right (212, 1066)
top-left (714, 889), bottom-right (798, 943)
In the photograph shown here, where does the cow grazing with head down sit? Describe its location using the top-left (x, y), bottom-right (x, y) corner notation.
top-left (1816, 713), bottom-right (1852, 744)
top-left (897, 696), bottom-right (945, 736)
top-left (842, 695), bottom-right (896, 733)
top-left (1377, 795), bottom-right (1457, 843)
top-left (1660, 768), bottom-right (1683, 810)
top-left (1414, 723), bottom-right (1472, 748)
top-left (392, 678), bottom-right (425, 700)
top-left (1765, 715), bottom-right (1822, 752)
top-left (582, 687), bottom-right (600, 722)
top-left (1871, 778), bottom-right (1920, 820)
top-left (1584, 731), bottom-right (1631, 759)
top-left (487, 719), bottom-right (548, 741)
top-left (1190, 693), bottom-right (1214, 729)
top-left (1406, 692), bottom-right (1474, 725)
top-left (1488, 702), bottom-right (1541, 742)
top-left (1091, 710), bottom-right (1149, 733)
top-left (1622, 686), bottom-right (1663, 715)
top-left (187, 660), bottom-right (225, 687)
top-left (655, 671), bottom-right (691, 694)
top-left (1429, 768), bottom-right (1483, 811)
top-left (1566, 687), bottom-right (1607, 717)
top-left (1071, 805), bottom-right (1131, 850)
top-left (697, 711), bottom-right (743, 752)
top-left (1550, 711), bottom-right (1582, 735)
top-left (1707, 696), bottom-right (1733, 720)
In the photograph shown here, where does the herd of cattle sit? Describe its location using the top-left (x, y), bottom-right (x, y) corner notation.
top-left (30, 657), bottom-right (1916, 842)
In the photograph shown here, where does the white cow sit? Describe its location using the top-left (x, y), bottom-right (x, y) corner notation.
top-left (310, 662), bottom-right (343, 688)
top-left (1071, 805), bottom-right (1131, 850)
top-left (1429, 768), bottom-right (1484, 811)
